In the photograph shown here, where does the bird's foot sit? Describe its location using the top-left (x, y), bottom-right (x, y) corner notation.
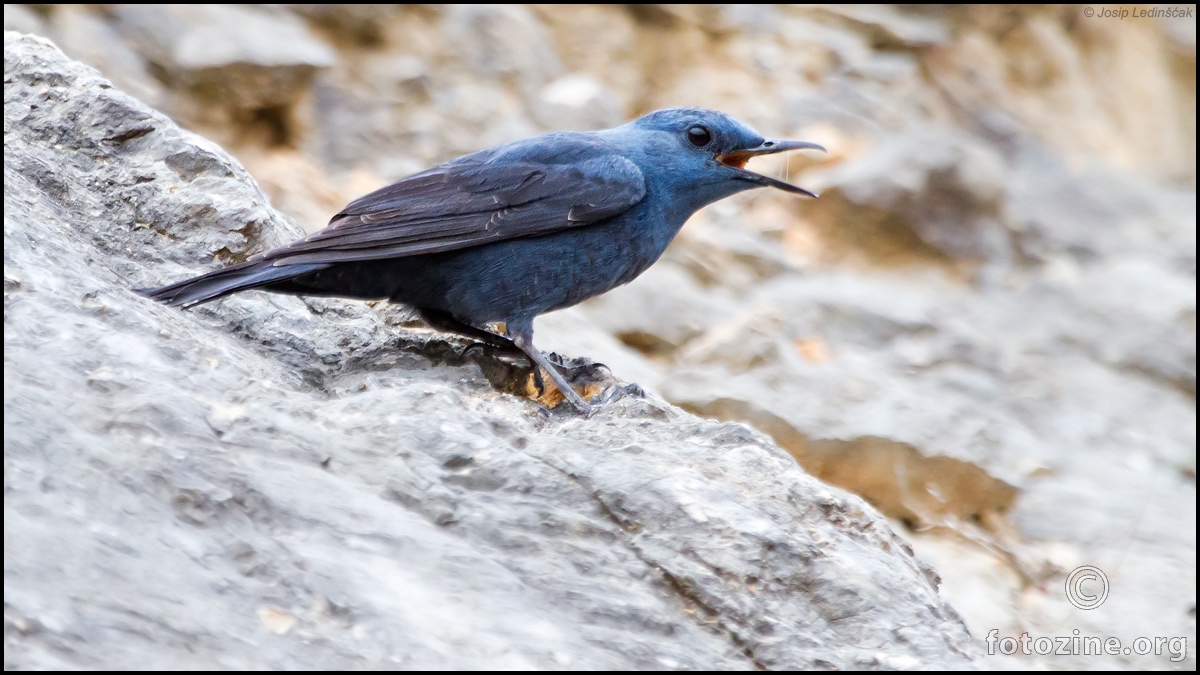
top-left (537, 384), bottom-right (648, 417)
top-left (536, 393), bottom-right (600, 418)
top-left (531, 371), bottom-right (598, 415)
top-left (599, 382), bottom-right (646, 404)
top-left (530, 356), bottom-right (618, 415)
top-left (546, 352), bottom-right (609, 376)
top-left (537, 379), bottom-right (646, 417)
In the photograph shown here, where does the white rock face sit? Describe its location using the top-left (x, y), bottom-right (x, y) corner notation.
top-left (3, 34), bottom-right (978, 670)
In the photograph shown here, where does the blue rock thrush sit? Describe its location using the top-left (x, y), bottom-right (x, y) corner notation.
top-left (138, 108), bottom-right (824, 412)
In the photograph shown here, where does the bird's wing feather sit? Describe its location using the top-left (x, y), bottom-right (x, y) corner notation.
top-left (255, 153), bottom-right (646, 266)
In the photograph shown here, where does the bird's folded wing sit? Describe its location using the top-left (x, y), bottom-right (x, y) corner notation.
top-left (254, 155), bottom-right (647, 266)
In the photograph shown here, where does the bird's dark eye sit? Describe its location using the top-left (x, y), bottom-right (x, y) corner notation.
top-left (686, 125), bottom-right (712, 148)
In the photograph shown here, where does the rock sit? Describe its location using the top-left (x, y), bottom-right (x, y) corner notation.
top-left (111, 5), bottom-right (334, 100)
top-left (666, 203), bottom-right (802, 289)
top-left (579, 261), bottom-right (734, 357)
top-left (815, 5), bottom-right (948, 49)
top-left (660, 239), bottom-right (1196, 661)
top-left (931, 6), bottom-right (1195, 183)
top-left (108, 4), bottom-right (334, 142)
top-left (675, 301), bottom-right (787, 371)
top-left (46, 5), bottom-right (164, 108)
top-left (6, 4), bottom-right (1195, 669)
top-left (803, 128), bottom-right (1009, 264)
top-left (1005, 146), bottom-right (1196, 273)
top-left (290, 5), bottom-right (399, 46)
top-left (3, 35), bottom-right (978, 670)
top-left (440, 5), bottom-right (562, 92)
top-left (3, 4), bottom-right (45, 36)
top-left (535, 73), bottom-right (624, 132)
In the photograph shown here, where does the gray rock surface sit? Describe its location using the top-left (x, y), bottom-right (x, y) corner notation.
top-left (3, 34), bottom-right (979, 670)
top-left (612, 138), bottom-right (1196, 668)
top-left (105, 4), bottom-right (335, 149)
top-left (6, 4), bottom-right (1196, 669)
top-left (46, 4), bottom-right (164, 108)
top-left (109, 4), bottom-right (335, 107)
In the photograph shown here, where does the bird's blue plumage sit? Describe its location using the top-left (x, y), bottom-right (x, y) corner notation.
top-left (137, 107), bottom-right (824, 411)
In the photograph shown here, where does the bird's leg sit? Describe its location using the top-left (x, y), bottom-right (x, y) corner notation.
top-left (506, 319), bottom-right (592, 413)
top-left (530, 367), bottom-right (546, 398)
top-left (417, 308), bottom-right (519, 352)
top-left (419, 308), bottom-right (548, 396)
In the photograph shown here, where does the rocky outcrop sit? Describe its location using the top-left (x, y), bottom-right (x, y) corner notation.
top-left (5, 3), bottom-right (1195, 670)
top-left (4, 34), bottom-right (978, 669)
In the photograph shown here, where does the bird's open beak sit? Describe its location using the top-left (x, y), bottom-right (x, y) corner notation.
top-left (717, 139), bottom-right (826, 197)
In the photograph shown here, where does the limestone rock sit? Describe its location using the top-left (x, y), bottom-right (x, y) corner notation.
top-left (3, 34), bottom-right (978, 670)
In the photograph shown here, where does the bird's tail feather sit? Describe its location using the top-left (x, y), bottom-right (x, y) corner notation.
top-left (135, 260), bottom-right (329, 308)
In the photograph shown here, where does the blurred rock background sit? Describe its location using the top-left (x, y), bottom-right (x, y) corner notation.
top-left (5, 4), bottom-right (1195, 669)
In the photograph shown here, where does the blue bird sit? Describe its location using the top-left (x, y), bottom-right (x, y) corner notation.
top-left (138, 108), bottom-right (824, 412)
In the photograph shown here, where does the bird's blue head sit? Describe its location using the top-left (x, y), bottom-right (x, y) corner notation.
top-left (617, 107), bottom-right (824, 211)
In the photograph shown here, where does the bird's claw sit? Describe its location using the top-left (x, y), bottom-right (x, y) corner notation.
top-left (553, 385), bottom-right (595, 416)
top-left (594, 382), bottom-right (644, 406)
top-left (531, 367), bottom-right (546, 397)
top-left (539, 398), bottom-right (600, 418)
top-left (543, 382), bottom-right (646, 417)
